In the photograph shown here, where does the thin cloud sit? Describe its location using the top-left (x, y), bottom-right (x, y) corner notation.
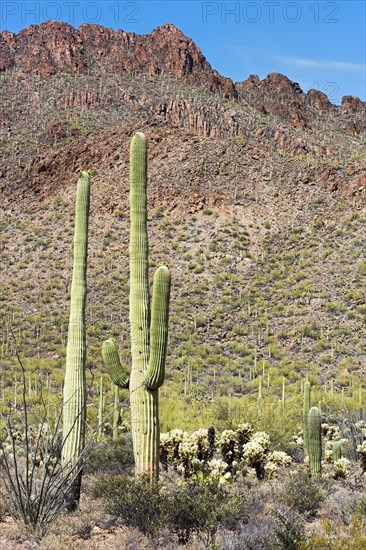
top-left (274, 56), bottom-right (366, 72)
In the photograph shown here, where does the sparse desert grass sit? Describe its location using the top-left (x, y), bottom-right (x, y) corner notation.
top-left (1, 58), bottom-right (365, 548)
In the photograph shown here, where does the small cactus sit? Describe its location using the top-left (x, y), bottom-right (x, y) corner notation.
top-left (332, 441), bottom-right (342, 463)
top-left (258, 375), bottom-right (263, 399)
top-left (308, 406), bottom-right (322, 477)
top-left (281, 377), bottom-right (286, 405)
top-left (207, 426), bottom-right (215, 460)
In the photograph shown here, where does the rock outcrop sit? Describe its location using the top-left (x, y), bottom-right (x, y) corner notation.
top-left (238, 72), bottom-right (337, 128)
top-left (0, 21), bottom-right (236, 98)
top-left (341, 95), bottom-right (366, 113)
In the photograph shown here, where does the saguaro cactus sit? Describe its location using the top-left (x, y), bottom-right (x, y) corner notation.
top-left (103, 133), bottom-right (171, 479)
top-left (62, 171), bottom-right (90, 508)
top-left (281, 377), bottom-right (286, 405)
top-left (332, 441), bottom-right (342, 462)
top-left (97, 376), bottom-right (104, 442)
top-left (308, 406), bottom-right (322, 477)
top-left (112, 385), bottom-right (120, 442)
top-left (303, 381), bottom-right (311, 456)
top-left (257, 375), bottom-right (263, 400)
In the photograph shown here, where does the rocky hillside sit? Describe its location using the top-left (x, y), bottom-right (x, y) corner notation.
top-left (0, 21), bottom-right (365, 417)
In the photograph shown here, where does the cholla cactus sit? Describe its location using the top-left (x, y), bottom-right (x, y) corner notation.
top-left (243, 440), bottom-right (266, 479)
top-left (243, 440), bottom-right (266, 464)
top-left (357, 441), bottom-right (366, 473)
top-left (333, 457), bottom-right (350, 479)
top-left (219, 424), bottom-right (255, 468)
top-left (161, 426), bottom-right (278, 482)
top-left (291, 431), bottom-right (304, 448)
top-left (267, 450), bottom-right (292, 467)
top-left (251, 431), bottom-right (270, 452)
top-left (323, 425), bottom-right (347, 463)
top-left (160, 429), bottom-right (186, 470)
top-left (236, 423), bottom-right (253, 450)
top-left (191, 428), bottom-right (210, 461)
top-left (355, 421), bottom-right (366, 438)
top-left (178, 429), bottom-right (210, 477)
top-left (10, 430), bottom-right (23, 443)
top-left (160, 428), bottom-right (218, 478)
top-left (324, 447), bottom-right (333, 463)
top-left (323, 424), bottom-right (342, 440)
top-left (2, 422), bottom-right (63, 470)
top-left (264, 461), bottom-right (278, 479)
top-left (207, 458), bottom-right (232, 483)
top-left (264, 452), bottom-right (292, 480)
top-left (160, 429), bottom-right (208, 478)
top-left (218, 430), bottom-right (238, 468)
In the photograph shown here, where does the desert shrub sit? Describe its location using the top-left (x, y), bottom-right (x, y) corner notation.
top-left (0, 352), bottom-right (95, 536)
top-left (93, 473), bottom-right (164, 538)
top-left (0, 411), bottom-right (92, 535)
top-left (300, 513), bottom-right (366, 549)
top-left (284, 469), bottom-right (326, 516)
top-left (84, 436), bottom-right (134, 476)
top-left (273, 508), bottom-right (306, 549)
top-left (0, 498), bottom-right (6, 522)
top-left (94, 474), bottom-right (251, 545)
top-left (359, 496), bottom-right (366, 517)
top-left (218, 535), bottom-right (277, 550)
top-left (165, 479), bottom-right (251, 546)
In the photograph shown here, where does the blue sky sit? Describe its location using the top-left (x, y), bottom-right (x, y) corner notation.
top-left (1, 1), bottom-right (365, 103)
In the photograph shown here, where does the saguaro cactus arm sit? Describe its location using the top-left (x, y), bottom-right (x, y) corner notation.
top-left (145, 266), bottom-right (171, 391)
top-left (102, 339), bottom-right (129, 389)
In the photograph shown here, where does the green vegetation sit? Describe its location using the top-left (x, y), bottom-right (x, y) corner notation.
top-left (103, 133), bottom-right (171, 478)
top-left (308, 406), bottom-right (322, 477)
top-left (62, 170), bottom-right (91, 509)
top-left (0, 123), bottom-right (365, 546)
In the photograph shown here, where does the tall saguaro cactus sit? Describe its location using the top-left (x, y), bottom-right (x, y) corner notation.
top-left (308, 406), bottom-right (322, 477)
top-left (103, 133), bottom-right (171, 479)
top-left (62, 171), bottom-right (90, 508)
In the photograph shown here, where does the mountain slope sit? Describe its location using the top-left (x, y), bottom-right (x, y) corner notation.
top-left (0, 22), bottom-right (365, 425)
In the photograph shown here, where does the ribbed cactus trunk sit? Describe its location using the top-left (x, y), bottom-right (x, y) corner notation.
top-left (129, 133), bottom-right (158, 476)
top-left (62, 171), bottom-right (90, 509)
top-left (97, 376), bottom-right (104, 442)
top-left (103, 133), bottom-right (170, 479)
top-left (112, 385), bottom-right (120, 441)
top-left (308, 406), bottom-right (322, 477)
top-left (303, 381), bottom-right (311, 456)
top-left (281, 377), bottom-right (286, 405)
top-left (257, 375), bottom-right (263, 400)
top-left (332, 441), bottom-right (342, 462)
